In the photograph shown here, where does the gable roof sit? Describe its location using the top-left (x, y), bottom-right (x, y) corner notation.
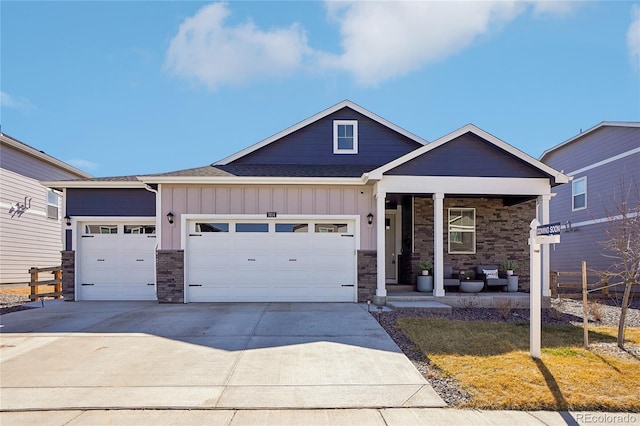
top-left (214, 100), bottom-right (429, 165)
top-left (366, 124), bottom-right (569, 185)
top-left (539, 121), bottom-right (640, 162)
top-left (1, 132), bottom-right (93, 179)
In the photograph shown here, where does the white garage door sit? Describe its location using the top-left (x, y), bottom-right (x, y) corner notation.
top-left (186, 219), bottom-right (357, 302)
top-left (77, 222), bottom-right (157, 301)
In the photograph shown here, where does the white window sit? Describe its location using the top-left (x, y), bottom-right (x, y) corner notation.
top-left (572, 177), bottom-right (587, 211)
top-left (47, 190), bottom-right (60, 220)
top-left (333, 120), bottom-right (358, 154)
top-left (448, 208), bottom-right (476, 254)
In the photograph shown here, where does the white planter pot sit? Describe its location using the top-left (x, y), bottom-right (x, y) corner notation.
top-left (506, 270), bottom-right (514, 276)
top-left (421, 270), bottom-right (430, 276)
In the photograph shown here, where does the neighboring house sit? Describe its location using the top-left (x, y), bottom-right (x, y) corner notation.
top-left (540, 122), bottom-right (640, 274)
top-left (0, 133), bottom-right (92, 285)
top-left (43, 101), bottom-right (568, 304)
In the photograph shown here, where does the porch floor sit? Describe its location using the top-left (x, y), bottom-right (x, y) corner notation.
top-left (386, 285), bottom-right (532, 309)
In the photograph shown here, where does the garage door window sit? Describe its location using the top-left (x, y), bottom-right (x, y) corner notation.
top-left (85, 225), bottom-right (118, 234)
top-left (275, 223), bottom-right (309, 233)
top-left (124, 225), bottom-right (156, 234)
top-left (315, 224), bottom-right (348, 233)
top-left (236, 223), bottom-right (269, 233)
top-left (196, 223), bottom-right (229, 232)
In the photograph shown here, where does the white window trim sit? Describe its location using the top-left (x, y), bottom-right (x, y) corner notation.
top-left (333, 120), bottom-right (358, 154)
top-left (572, 176), bottom-right (587, 211)
top-left (47, 189), bottom-right (60, 220)
top-left (448, 208), bottom-right (476, 254)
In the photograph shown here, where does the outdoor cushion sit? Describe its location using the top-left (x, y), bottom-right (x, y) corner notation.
top-left (483, 269), bottom-right (499, 279)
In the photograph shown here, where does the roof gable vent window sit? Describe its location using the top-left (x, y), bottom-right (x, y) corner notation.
top-left (333, 120), bottom-right (358, 154)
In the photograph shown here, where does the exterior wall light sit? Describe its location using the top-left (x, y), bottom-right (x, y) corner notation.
top-left (166, 212), bottom-right (174, 225)
top-left (367, 212), bottom-right (374, 225)
top-left (64, 215), bottom-right (71, 227)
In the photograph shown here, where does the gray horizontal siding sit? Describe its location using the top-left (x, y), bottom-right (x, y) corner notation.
top-left (66, 188), bottom-right (155, 216)
top-left (549, 223), bottom-right (610, 273)
top-left (0, 144), bottom-right (86, 181)
top-left (549, 153), bottom-right (639, 224)
top-left (231, 107), bottom-right (422, 166)
top-left (386, 132), bottom-right (550, 178)
top-left (543, 127), bottom-right (639, 173)
top-left (0, 169), bottom-right (62, 284)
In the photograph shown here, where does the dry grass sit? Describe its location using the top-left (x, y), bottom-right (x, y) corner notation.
top-left (0, 285), bottom-right (56, 297)
top-left (398, 318), bottom-right (640, 411)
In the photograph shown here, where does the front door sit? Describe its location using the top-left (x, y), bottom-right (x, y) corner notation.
top-left (385, 213), bottom-right (397, 282)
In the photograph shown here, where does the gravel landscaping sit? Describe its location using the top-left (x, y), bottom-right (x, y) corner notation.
top-left (374, 296), bottom-right (640, 406)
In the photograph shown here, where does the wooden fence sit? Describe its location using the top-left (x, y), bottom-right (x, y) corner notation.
top-left (29, 266), bottom-right (63, 301)
top-left (550, 270), bottom-right (609, 299)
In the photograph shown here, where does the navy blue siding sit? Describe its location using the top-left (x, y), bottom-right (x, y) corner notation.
top-left (66, 188), bottom-right (155, 216)
top-left (231, 107), bottom-right (422, 166)
top-left (65, 229), bottom-right (72, 251)
top-left (386, 132), bottom-right (550, 178)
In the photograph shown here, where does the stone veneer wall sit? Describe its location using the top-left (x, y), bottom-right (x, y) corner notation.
top-left (357, 250), bottom-right (376, 302)
top-left (61, 250), bottom-right (75, 301)
top-left (156, 250), bottom-right (184, 303)
top-left (405, 197), bottom-right (536, 291)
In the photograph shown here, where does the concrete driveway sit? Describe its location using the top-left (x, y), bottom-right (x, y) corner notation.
top-left (0, 301), bottom-right (444, 410)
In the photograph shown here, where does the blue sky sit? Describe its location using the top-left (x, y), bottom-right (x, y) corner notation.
top-left (2, 1), bottom-right (639, 178)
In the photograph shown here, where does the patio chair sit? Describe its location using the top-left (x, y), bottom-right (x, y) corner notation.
top-left (476, 264), bottom-right (508, 291)
top-left (443, 264), bottom-right (461, 290)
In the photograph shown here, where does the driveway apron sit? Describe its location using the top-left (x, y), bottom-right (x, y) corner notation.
top-left (0, 301), bottom-right (445, 410)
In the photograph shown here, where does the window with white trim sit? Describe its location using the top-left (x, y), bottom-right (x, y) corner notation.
top-left (448, 208), bottom-right (476, 254)
top-left (47, 190), bottom-right (60, 220)
top-left (572, 176), bottom-right (586, 211)
top-left (333, 120), bottom-right (358, 154)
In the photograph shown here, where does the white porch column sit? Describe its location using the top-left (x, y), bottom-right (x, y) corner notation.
top-left (539, 194), bottom-right (552, 297)
top-left (375, 190), bottom-right (387, 298)
top-left (433, 193), bottom-right (445, 297)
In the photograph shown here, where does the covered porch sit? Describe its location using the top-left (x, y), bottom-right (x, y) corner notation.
top-left (364, 125), bottom-right (568, 305)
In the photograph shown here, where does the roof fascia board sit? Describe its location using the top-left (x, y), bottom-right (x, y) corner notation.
top-left (214, 100), bottom-right (428, 165)
top-left (540, 121), bottom-right (640, 161)
top-left (1, 133), bottom-right (93, 179)
top-left (40, 180), bottom-right (146, 189)
top-left (138, 176), bottom-right (367, 186)
top-left (367, 124), bottom-right (569, 184)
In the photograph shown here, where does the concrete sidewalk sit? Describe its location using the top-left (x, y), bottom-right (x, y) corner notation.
top-left (0, 301), bottom-right (443, 410)
top-left (1, 408), bottom-right (637, 425)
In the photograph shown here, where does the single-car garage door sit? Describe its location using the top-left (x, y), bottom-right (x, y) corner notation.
top-left (186, 218), bottom-right (357, 302)
top-left (77, 222), bottom-right (157, 301)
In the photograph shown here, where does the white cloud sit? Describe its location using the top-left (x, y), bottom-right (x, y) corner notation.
top-left (66, 158), bottom-right (100, 172)
top-left (165, 1), bottom-right (582, 89)
top-left (321, 1), bottom-right (525, 86)
top-left (628, 4), bottom-right (640, 70)
top-left (164, 2), bottom-right (312, 90)
top-left (0, 91), bottom-right (34, 111)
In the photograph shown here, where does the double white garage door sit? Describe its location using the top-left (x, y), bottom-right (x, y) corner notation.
top-left (185, 219), bottom-right (357, 302)
top-left (76, 218), bottom-right (357, 302)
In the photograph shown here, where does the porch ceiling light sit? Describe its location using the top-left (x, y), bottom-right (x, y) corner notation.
top-left (64, 215), bottom-right (71, 227)
top-left (367, 212), bottom-right (374, 225)
top-left (166, 211), bottom-right (174, 225)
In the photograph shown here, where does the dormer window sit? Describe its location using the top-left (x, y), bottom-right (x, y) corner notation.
top-left (333, 120), bottom-right (358, 154)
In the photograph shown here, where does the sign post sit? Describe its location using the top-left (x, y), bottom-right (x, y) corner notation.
top-left (529, 219), bottom-right (560, 359)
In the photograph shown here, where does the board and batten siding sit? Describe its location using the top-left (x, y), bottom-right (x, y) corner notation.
top-left (0, 168), bottom-right (63, 284)
top-left (161, 184), bottom-right (375, 250)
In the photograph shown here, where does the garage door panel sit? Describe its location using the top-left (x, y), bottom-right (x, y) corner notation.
top-left (186, 218), bottom-right (357, 302)
top-left (77, 223), bottom-right (156, 301)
